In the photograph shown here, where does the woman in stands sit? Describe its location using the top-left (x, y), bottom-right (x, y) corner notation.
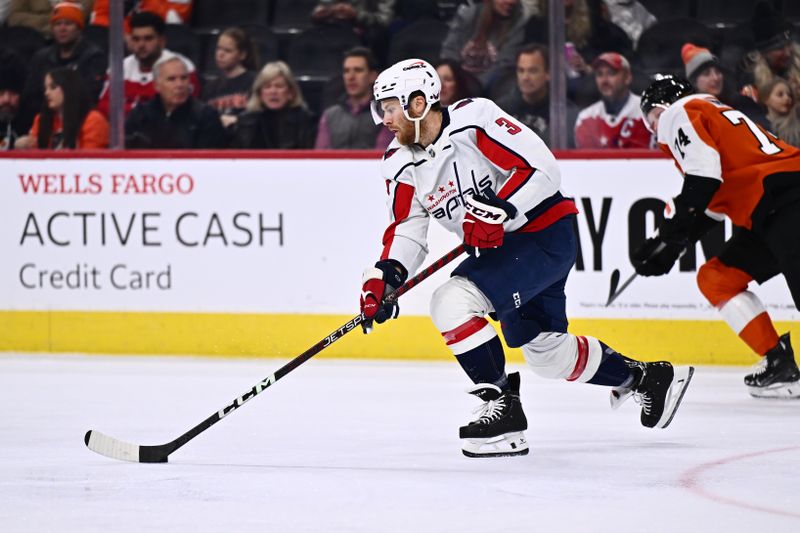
top-left (202, 27), bottom-right (259, 129)
top-left (16, 67), bottom-right (108, 149)
top-left (231, 61), bottom-right (316, 149)
top-left (761, 77), bottom-right (800, 148)
top-left (434, 59), bottom-right (481, 107)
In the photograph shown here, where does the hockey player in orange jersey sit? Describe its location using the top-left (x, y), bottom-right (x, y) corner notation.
top-left (633, 74), bottom-right (800, 398)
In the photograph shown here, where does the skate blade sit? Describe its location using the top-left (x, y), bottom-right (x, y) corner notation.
top-left (748, 379), bottom-right (800, 399)
top-left (655, 366), bottom-right (694, 429)
top-left (461, 431), bottom-right (529, 458)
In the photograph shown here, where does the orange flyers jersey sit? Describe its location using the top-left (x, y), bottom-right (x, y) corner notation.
top-left (656, 94), bottom-right (800, 229)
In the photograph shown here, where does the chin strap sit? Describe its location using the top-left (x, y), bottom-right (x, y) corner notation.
top-left (407, 102), bottom-right (433, 144)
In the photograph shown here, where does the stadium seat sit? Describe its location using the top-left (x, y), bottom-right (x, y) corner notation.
top-left (165, 24), bottom-right (203, 68)
top-left (637, 0), bottom-right (694, 21)
top-left (270, 0), bottom-right (318, 34)
top-left (785, 0), bottom-right (800, 21)
top-left (634, 18), bottom-right (717, 72)
top-left (285, 25), bottom-right (360, 78)
top-left (0, 26), bottom-right (47, 63)
top-left (297, 76), bottom-right (329, 116)
top-left (696, 0), bottom-right (762, 28)
top-left (83, 25), bottom-right (109, 53)
top-left (387, 18), bottom-right (449, 65)
top-left (716, 22), bottom-right (754, 74)
top-left (192, 0), bottom-right (270, 30)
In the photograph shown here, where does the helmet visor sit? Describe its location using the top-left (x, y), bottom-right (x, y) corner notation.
top-left (370, 100), bottom-right (385, 125)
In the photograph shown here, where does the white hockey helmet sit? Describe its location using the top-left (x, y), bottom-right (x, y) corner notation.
top-left (371, 58), bottom-right (441, 127)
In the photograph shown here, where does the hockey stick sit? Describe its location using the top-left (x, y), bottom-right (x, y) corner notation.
top-left (85, 244), bottom-right (466, 463)
top-left (605, 241), bottom-right (681, 306)
top-left (605, 271), bottom-right (637, 306)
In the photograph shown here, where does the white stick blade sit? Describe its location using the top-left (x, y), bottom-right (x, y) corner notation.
top-left (85, 430), bottom-right (141, 462)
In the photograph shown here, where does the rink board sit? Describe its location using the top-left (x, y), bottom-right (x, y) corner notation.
top-left (1, 151), bottom-right (797, 364)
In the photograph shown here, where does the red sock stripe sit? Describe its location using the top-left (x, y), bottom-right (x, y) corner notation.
top-left (442, 317), bottom-right (489, 345)
top-left (567, 335), bottom-right (589, 382)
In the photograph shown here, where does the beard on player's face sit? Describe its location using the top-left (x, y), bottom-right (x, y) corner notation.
top-left (395, 116), bottom-right (417, 145)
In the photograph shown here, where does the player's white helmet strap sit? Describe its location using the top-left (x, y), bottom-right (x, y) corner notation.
top-left (371, 58), bottom-right (441, 143)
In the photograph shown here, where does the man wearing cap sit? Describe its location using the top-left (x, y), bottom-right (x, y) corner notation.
top-left (8, 0), bottom-right (92, 38)
top-left (19, 1), bottom-right (106, 131)
top-left (740, 1), bottom-right (800, 102)
top-left (574, 51), bottom-right (651, 149)
top-left (0, 49), bottom-right (27, 150)
top-left (682, 43), bottom-right (769, 129)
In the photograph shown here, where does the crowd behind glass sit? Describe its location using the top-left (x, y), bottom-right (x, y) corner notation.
top-left (1, 0), bottom-right (798, 151)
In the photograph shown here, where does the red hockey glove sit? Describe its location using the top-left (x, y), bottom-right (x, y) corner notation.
top-left (462, 189), bottom-right (517, 256)
top-left (360, 259), bottom-right (408, 333)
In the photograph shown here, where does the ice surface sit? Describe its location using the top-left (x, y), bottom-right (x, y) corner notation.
top-left (1, 354), bottom-right (799, 532)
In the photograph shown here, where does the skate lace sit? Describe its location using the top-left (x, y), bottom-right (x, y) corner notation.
top-left (472, 397), bottom-right (506, 424)
top-left (632, 390), bottom-right (652, 415)
top-left (750, 358), bottom-right (768, 376)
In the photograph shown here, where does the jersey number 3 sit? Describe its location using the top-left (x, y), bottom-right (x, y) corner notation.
top-left (722, 109), bottom-right (781, 155)
top-left (496, 117), bottom-right (521, 135)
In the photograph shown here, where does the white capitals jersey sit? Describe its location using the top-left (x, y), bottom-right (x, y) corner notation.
top-left (378, 97), bottom-right (578, 274)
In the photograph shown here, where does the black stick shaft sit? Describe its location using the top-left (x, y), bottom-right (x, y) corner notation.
top-left (157, 245), bottom-right (466, 458)
top-left (605, 272), bottom-right (638, 307)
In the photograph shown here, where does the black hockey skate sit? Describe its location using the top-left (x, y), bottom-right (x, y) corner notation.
top-left (744, 333), bottom-right (800, 399)
top-left (610, 360), bottom-right (694, 429)
top-left (460, 372), bottom-right (528, 458)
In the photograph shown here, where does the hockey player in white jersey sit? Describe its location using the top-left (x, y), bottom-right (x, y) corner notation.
top-left (360, 59), bottom-right (694, 457)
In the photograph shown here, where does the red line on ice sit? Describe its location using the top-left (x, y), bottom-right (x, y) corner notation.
top-left (678, 445), bottom-right (800, 519)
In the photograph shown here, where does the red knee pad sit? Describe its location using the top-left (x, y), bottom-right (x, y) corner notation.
top-left (697, 258), bottom-right (753, 307)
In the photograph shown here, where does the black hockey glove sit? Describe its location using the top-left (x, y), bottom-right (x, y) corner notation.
top-left (360, 259), bottom-right (408, 333)
top-left (631, 237), bottom-right (684, 277)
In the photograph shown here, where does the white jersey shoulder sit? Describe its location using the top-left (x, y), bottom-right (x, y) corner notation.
top-left (657, 94), bottom-right (724, 180)
top-left (446, 97), bottom-right (497, 131)
top-left (379, 138), bottom-right (422, 184)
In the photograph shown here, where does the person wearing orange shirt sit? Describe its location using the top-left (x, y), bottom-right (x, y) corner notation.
top-left (90, 0), bottom-right (193, 27)
top-left (633, 74), bottom-right (800, 399)
top-left (16, 67), bottom-right (108, 149)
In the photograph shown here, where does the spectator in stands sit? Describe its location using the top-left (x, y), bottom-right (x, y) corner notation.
top-left (311, 0), bottom-right (394, 61)
top-left (574, 52), bottom-right (651, 149)
top-left (434, 59), bottom-right (481, 107)
top-left (0, 49), bottom-right (27, 150)
top-left (232, 61), bottom-right (317, 149)
top-left (20, 2), bottom-right (106, 131)
top-left (97, 11), bottom-right (200, 117)
top-left (315, 47), bottom-right (393, 150)
top-left (602, 0), bottom-right (656, 49)
top-left (682, 43), bottom-right (769, 129)
top-left (202, 27), bottom-right (259, 129)
top-left (497, 44), bottom-right (578, 148)
top-left (125, 56), bottom-right (225, 149)
top-left (760, 77), bottom-right (800, 148)
top-left (311, 0), bottom-right (394, 30)
top-left (16, 67), bottom-right (109, 149)
top-left (91, 0), bottom-right (193, 27)
top-left (740, 1), bottom-right (800, 103)
top-left (524, 0), bottom-right (632, 67)
top-left (524, 0), bottom-right (631, 106)
top-left (8, 0), bottom-right (92, 38)
top-left (440, 0), bottom-right (527, 86)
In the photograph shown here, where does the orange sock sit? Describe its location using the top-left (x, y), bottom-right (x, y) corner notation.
top-left (738, 312), bottom-right (780, 355)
